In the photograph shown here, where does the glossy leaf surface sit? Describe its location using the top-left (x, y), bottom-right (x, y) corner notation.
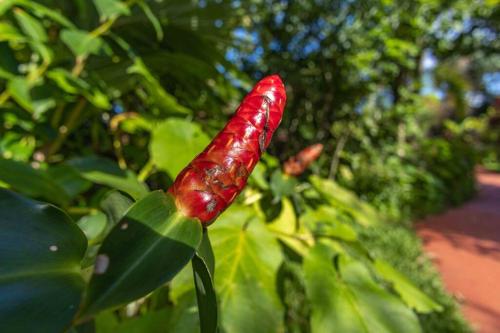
top-left (0, 189), bottom-right (87, 333)
top-left (373, 259), bottom-right (443, 313)
top-left (81, 191), bottom-right (202, 317)
top-left (210, 206), bottom-right (284, 333)
top-left (304, 242), bottom-right (422, 333)
top-left (68, 156), bottom-right (148, 200)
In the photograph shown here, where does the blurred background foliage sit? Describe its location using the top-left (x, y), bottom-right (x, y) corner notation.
top-left (0, 0), bottom-right (498, 332)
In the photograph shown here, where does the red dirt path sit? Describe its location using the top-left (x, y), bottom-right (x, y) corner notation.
top-left (417, 170), bottom-right (500, 333)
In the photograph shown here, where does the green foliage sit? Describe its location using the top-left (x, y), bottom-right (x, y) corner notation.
top-left (0, 0), bottom-right (492, 332)
top-left (67, 156), bottom-right (148, 200)
top-left (304, 243), bottom-right (422, 333)
top-left (81, 191), bottom-right (202, 317)
top-left (192, 233), bottom-right (217, 333)
top-left (0, 157), bottom-right (71, 205)
top-left (373, 259), bottom-right (443, 313)
top-left (0, 189), bottom-right (87, 333)
top-left (333, 94), bottom-right (477, 221)
top-left (150, 119), bottom-right (210, 178)
top-left (359, 224), bottom-right (473, 333)
top-left (210, 206), bottom-right (285, 333)
top-left (60, 29), bottom-right (105, 57)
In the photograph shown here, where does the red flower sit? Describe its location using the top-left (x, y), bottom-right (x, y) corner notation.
top-left (283, 143), bottom-right (324, 176)
top-left (168, 75), bottom-right (287, 225)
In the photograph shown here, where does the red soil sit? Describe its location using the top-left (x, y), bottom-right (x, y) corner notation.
top-left (417, 169), bottom-right (500, 333)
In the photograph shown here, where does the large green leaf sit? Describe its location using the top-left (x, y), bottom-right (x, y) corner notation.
top-left (309, 176), bottom-right (380, 226)
top-left (150, 119), bottom-right (210, 178)
top-left (267, 197), bottom-right (313, 256)
top-left (0, 189), bottom-right (87, 333)
top-left (373, 259), bottom-right (443, 313)
top-left (81, 191), bottom-right (203, 317)
top-left (210, 206), bottom-right (284, 333)
top-left (304, 242), bottom-right (422, 333)
top-left (0, 157), bottom-right (70, 206)
top-left (47, 164), bottom-right (92, 198)
top-left (100, 190), bottom-right (134, 226)
top-left (95, 292), bottom-right (199, 333)
top-left (300, 205), bottom-right (358, 242)
top-left (47, 164), bottom-right (92, 199)
top-left (67, 156), bottom-right (148, 200)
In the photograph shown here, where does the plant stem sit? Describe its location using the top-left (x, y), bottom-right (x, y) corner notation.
top-left (51, 103), bottom-right (66, 128)
top-left (113, 133), bottom-right (127, 169)
top-left (46, 98), bottom-right (87, 158)
top-left (138, 159), bottom-right (155, 182)
top-left (328, 133), bottom-right (349, 179)
top-left (71, 55), bottom-right (86, 76)
top-left (0, 90), bottom-right (10, 105)
top-left (67, 207), bottom-right (98, 215)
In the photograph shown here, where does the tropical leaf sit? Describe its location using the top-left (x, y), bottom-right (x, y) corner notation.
top-left (300, 205), bottom-right (358, 242)
top-left (150, 119), bottom-right (210, 178)
top-left (67, 156), bottom-right (148, 200)
top-left (267, 197), bottom-right (313, 256)
top-left (373, 259), bottom-right (443, 313)
top-left (100, 190), bottom-right (134, 226)
top-left (0, 189), bottom-right (87, 333)
top-left (0, 157), bottom-right (70, 206)
top-left (304, 242), bottom-right (422, 333)
top-left (309, 175), bottom-right (380, 226)
top-left (210, 206), bottom-right (284, 333)
top-left (81, 191), bottom-right (203, 317)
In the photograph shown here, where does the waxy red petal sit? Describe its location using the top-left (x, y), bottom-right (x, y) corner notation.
top-left (168, 74), bottom-right (286, 225)
top-left (283, 143), bottom-right (324, 176)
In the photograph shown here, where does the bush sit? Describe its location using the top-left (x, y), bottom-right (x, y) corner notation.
top-left (359, 224), bottom-right (473, 333)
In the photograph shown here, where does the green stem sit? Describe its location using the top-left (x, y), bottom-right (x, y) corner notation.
top-left (113, 133), bottom-right (127, 170)
top-left (90, 17), bottom-right (117, 37)
top-left (71, 55), bottom-right (87, 76)
top-left (51, 103), bottom-right (66, 128)
top-left (138, 160), bottom-right (155, 182)
top-left (67, 207), bottom-right (98, 215)
top-left (0, 90), bottom-right (10, 106)
top-left (47, 98), bottom-right (87, 158)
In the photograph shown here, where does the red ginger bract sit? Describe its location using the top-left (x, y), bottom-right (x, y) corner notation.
top-left (283, 143), bottom-right (324, 176)
top-left (168, 75), bottom-right (287, 225)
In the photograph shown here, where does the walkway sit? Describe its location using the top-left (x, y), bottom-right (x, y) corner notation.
top-left (417, 170), bottom-right (500, 333)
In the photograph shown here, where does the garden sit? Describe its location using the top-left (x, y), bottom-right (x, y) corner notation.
top-left (0, 1), bottom-right (499, 333)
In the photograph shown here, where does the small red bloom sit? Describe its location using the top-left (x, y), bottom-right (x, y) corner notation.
top-left (168, 75), bottom-right (287, 225)
top-left (283, 143), bottom-right (324, 176)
